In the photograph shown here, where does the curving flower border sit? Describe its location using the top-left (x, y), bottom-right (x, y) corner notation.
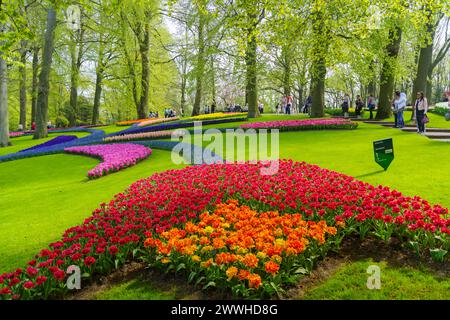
top-left (64, 143), bottom-right (153, 179)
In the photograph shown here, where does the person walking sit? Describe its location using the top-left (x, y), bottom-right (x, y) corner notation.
top-left (341, 94), bottom-right (350, 118)
top-left (286, 95), bottom-right (293, 115)
top-left (367, 94), bottom-right (376, 120)
top-left (392, 91), bottom-right (406, 128)
top-left (414, 91), bottom-right (428, 134)
top-left (355, 95), bottom-right (364, 118)
top-left (303, 96), bottom-right (312, 114)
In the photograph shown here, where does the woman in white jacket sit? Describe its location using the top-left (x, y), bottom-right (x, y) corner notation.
top-left (393, 91), bottom-right (406, 128)
top-left (414, 91), bottom-right (428, 134)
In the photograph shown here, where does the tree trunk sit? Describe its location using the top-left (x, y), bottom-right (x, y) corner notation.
top-left (92, 45), bottom-right (104, 124)
top-left (192, 13), bottom-right (205, 117)
top-left (68, 27), bottom-right (84, 127)
top-left (412, 19), bottom-right (434, 103)
top-left (246, 28), bottom-right (259, 118)
top-left (211, 57), bottom-right (216, 107)
top-left (310, 8), bottom-right (328, 118)
top-left (19, 45), bottom-right (27, 130)
top-left (0, 55), bottom-right (10, 147)
top-left (34, 7), bottom-right (57, 140)
top-left (31, 46), bottom-right (39, 125)
top-left (138, 22), bottom-right (150, 119)
top-left (426, 66), bottom-right (433, 103)
top-left (68, 44), bottom-right (78, 126)
top-left (376, 26), bottom-right (402, 120)
top-left (282, 46), bottom-right (291, 96)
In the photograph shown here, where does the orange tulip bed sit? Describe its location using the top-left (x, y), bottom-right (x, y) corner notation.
top-left (143, 200), bottom-right (341, 298)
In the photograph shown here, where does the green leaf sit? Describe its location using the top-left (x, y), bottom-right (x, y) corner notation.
top-left (203, 281), bottom-right (216, 290)
top-left (429, 248), bottom-right (447, 262)
top-left (176, 263), bottom-right (186, 273)
top-left (188, 271), bottom-right (197, 284)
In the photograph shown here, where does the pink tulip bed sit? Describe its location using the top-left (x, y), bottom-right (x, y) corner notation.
top-left (9, 132), bottom-right (26, 138)
top-left (0, 160), bottom-right (448, 299)
top-left (103, 130), bottom-right (185, 143)
top-left (240, 118), bottom-right (358, 131)
top-left (64, 143), bottom-right (152, 179)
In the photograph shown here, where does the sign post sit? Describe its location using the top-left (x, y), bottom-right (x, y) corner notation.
top-left (373, 138), bottom-right (394, 171)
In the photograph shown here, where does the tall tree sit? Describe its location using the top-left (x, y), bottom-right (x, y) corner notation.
top-left (192, 9), bottom-right (206, 116)
top-left (19, 41), bottom-right (28, 129)
top-left (68, 12), bottom-right (85, 127)
top-left (31, 46), bottom-right (39, 124)
top-left (34, 7), bottom-right (57, 139)
top-left (309, 3), bottom-right (328, 118)
top-left (0, 50), bottom-right (9, 147)
top-left (376, 26), bottom-right (402, 119)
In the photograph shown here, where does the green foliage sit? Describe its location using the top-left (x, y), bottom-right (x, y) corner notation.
top-left (55, 115), bottom-right (69, 128)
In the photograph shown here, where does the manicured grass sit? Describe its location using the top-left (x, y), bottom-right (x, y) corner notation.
top-left (0, 149), bottom-right (184, 272)
top-left (0, 132), bottom-right (90, 156)
top-left (302, 260), bottom-right (450, 300)
top-left (93, 278), bottom-right (178, 300)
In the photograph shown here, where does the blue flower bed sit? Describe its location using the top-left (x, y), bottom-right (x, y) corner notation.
top-left (0, 127), bottom-right (223, 165)
top-left (19, 135), bottom-right (78, 153)
top-left (0, 128), bottom-right (105, 163)
top-left (109, 117), bottom-right (247, 137)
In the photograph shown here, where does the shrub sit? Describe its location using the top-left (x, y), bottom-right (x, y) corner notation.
top-left (55, 116), bottom-right (69, 128)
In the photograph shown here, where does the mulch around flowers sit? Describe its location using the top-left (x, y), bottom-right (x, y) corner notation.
top-left (68, 261), bottom-right (230, 300)
top-left (69, 236), bottom-right (448, 300)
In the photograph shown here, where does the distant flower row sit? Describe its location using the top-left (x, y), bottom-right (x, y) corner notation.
top-left (64, 143), bottom-right (152, 179)
top-left (184, 112), bottom-right (247, 121)
top-left (116, 118), bottom-right (157, 126)
top-left (137, 117), bottom-right (180, 127)
top-left (103, 130), bottom-right (185, 143)
top-left (240, 118), bottom-right (358, 131)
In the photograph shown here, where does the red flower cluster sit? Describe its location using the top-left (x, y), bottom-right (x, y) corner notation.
top-left (0, 160), bottom-right (448, 299)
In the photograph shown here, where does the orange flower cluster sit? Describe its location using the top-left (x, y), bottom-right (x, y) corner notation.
top-left (116, 118), bottom-right (157, 126)
top-left (144, 200), bottom-right (337, 292)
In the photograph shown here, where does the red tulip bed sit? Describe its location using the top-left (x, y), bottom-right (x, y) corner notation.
top-left (64, 143), bottom-right (152, 179)
top-left (240, 118), bottom-right (358, 131)
top-left (0, 160), bottom-right (448, 299)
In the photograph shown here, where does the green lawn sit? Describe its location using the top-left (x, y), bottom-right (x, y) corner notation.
top-left (0, 150), bottom-right (184, 272)
top-left (301, 260), bottom-right (450, 300)
top-left (0, 114), bottom-right (449, 299)
top-left (0, 132), bottom-right (90, 156)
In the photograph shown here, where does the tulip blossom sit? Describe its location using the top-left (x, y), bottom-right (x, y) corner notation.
top-left (65, 143), bottom-right (152, 179)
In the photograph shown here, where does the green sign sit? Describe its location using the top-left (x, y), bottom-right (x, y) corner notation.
top-left (373, 138), bottom-right (394, 170)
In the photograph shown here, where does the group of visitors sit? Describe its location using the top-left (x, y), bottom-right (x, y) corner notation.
top-left (164, 108), bottom-right (177, 118)
top-left (391, 90), bottom-right (429, 134)
top-left (204, 101), bottom-right (217, 114)
top-left (18, 121), bottom-right (54, 132)
top-left (275, 95), bottom-right (295, 114)
top-left (148, 111), bottom-right (159, 118)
